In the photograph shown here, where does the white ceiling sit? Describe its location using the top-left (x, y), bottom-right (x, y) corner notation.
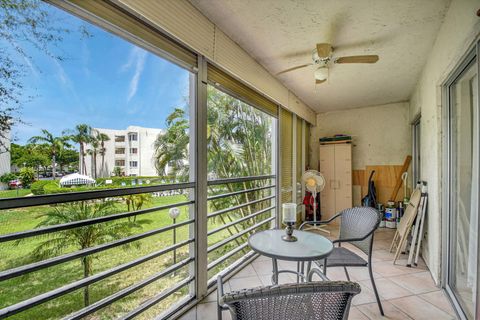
top-left (189, 0), bottom-right (451, 113)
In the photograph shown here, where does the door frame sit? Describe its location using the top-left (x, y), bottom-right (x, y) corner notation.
top-left (442, 40), bottom-right (480, 320)
top-left (411, 113), bottom-right (421, 189)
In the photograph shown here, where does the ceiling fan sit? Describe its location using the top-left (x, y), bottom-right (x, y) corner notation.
top-left (276, 43), bottom-right (379, 84)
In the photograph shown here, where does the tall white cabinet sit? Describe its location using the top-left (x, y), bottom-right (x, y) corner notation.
top-left (319, 144), bottom-right (353, 224)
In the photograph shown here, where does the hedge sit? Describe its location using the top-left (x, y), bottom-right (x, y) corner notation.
top-left (30, 180), bottom-right (54, 195)
top-left (30, 176), bottom-right (166, 195)
top-left (95, 176), bottom-right (162, 186)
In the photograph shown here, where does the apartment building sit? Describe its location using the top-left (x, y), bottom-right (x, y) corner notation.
top-left (83, 126), bottom-right (164, 177)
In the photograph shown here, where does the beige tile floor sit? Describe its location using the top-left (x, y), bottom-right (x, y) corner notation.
top-left (179, 227), bottom-right (458, 320)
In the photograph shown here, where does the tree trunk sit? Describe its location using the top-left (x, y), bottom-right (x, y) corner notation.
top-left (101, 155), bottom-right (105, 178)
top-left (79, 144), bottom-right (83, 174)
top-left (90, 155), bottom-right (94, 178)
top-left (52, 153), bottom-right (56, 179)
top-left (93, 152), bottom-right (97, 179)
top-left (82, 256), bottom-right (92, 307)
top-left (80, 144), bottom-right (86, 175)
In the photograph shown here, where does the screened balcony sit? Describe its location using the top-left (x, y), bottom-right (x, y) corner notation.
top-left (0, 2), bottom-right (294, 318)
top-left (0, 175), bottom-right (278, 319)
top-left (1, 0), bottom-right (478, 320)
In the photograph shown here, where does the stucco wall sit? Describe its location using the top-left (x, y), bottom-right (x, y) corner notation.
top-left (310, 102), bottom-right (411, 171)
top-left (408, 0), bottom-right (479, 285)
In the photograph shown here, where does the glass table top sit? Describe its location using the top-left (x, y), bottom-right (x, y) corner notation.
top-left (248, 229), bottom-right (333, 261)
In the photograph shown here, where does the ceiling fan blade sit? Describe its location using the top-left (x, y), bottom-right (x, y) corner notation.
top-left (315, 79), bottom-right (326, 85)
top-left (316, 43), bottom-right (333, 59)
top-left (335, 55), bottom-right (379, 64)
top-left (276, 63), bottom-right (313, 75)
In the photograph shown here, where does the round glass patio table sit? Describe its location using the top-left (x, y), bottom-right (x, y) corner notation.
top-left (248, 229), bottom-right (333, 284)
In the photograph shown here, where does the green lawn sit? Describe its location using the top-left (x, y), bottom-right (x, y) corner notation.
top-left (0, 188), bottom-right (266, 319)
top-left (0, 194), bottom-right (217, 319)
top-left (0, 189), bottom-right (32, 198)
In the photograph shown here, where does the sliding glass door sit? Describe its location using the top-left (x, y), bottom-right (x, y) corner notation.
top-left (445, 43), bottom-right (479, 320)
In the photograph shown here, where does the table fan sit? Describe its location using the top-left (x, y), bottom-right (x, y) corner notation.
top-left (302, 170), bottom-right (330, 234)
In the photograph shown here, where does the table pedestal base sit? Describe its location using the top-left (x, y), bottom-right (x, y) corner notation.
top-left (271, 259), bottom-right (316, 284)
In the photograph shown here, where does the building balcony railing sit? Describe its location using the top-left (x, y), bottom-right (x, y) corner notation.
top-left (206, 175), bottom-right (276, 287)
top-left (0, 175), bottom-right (276, 319)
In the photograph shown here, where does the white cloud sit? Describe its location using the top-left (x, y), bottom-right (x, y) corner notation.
top-left (52, 58), bottom-right (82, 107)
top-left (22, 55), bottom-right (39, 78)
top-left (124, 47), bottom-right (147, 102)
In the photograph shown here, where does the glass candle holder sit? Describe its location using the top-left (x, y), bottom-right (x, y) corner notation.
top-left (282, 203), bottom-right (297, 242)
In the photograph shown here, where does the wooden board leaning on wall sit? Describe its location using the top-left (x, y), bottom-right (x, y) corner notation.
top-left (352, 165), bottom-right (411, 205)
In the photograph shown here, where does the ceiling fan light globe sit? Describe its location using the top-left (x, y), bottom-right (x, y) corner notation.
top-left (314, 67), bottom-right (328, 81)
top-left (312, 50), bottom-right (320, 64)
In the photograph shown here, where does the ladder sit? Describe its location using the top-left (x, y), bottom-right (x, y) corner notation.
top-left (407, 181), bottom-right (428, 267)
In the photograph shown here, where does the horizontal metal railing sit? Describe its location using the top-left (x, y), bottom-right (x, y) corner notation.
top-left (120, 276), bottom-right (194, 320)
top-left (207, 206), bottom-right (275, 236)
top-left (205, 175), bottom-right (276, 283)
top-left (1, 174), bottom-right (276, 319)
top-left (0, 239), bottom-right (194, 319)
top-left (207, 242), bottom-right (249, 270)
top-left (207, 251), bottom-right (258, 288)
top-left (207, 174), bottom-right (275, 186)
top-left (0, 181), bottom-right (196, 320)
top-left (65, 257), bottom-right (194, 320)
top-left (0, 218), bottom-right (195, 282)
top-left (207, 195), bottom-right (275, 219)
top-left (207, 184), bottom-right (275, 201)
top-left (207, 216), bottom-right (274, 254)
top-left (0, 200), bottom-right (194, 243)
top-left (0, 182), bottom-right (194, 210)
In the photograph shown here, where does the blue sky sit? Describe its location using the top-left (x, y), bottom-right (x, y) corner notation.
top-left (10, 3), bottom-right (190, 145)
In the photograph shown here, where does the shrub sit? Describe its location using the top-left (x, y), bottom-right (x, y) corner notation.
top-left (30, 180), bottom-right (53, 195)
top-left (43, 181), bottom-right (62, 194)
top-left (0, 172), bottom-right (18, 184)
top-left (19, 167), bottom-right (36, 188)
top-left (96, 176), bottom-right (161, 187)
top-left (31, 176), bottom-right (164, 195)
top-left (112, 166), bottom-right (123, 177)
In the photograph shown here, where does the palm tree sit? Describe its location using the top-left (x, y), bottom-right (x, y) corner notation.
top-left (154, 108), bottom-right (190, 182)
top-left (122, 193), bottom-right (152, 221)
top-left (205, 87), bottom-right (273, 239)
top-left (68, 124), bottom-right (92, 175)
top-left (28, 129), bottom-right (71, 178)
top-left (154, 87), bottom-right (273, 255)
top-left (86, 137), bottom-right (99, 179)
top-left (32, 200), bottom-right (149, 307)
top-left (95, 131), bottom-right (110, 178)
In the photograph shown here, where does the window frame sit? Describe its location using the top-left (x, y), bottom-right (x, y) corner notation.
top-left (0, 1), bottom-right (296, 318)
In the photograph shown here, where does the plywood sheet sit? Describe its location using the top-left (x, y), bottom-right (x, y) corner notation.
top-left (358, 165), bottom-right (407, 205)
top-left (352, 170), bottom-right (365, 186)
top-left (365, 165), bottom-right (404, 188)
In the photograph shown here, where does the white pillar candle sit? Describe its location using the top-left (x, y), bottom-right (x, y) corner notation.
top-left (282, 203), bottom-right (297, 222)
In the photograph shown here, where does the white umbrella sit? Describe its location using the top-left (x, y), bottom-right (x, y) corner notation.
top-left (59, 173), bottom-right (96, 187)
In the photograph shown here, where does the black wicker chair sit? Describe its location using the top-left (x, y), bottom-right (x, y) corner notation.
top-left (300, 206), bottom-right (384, 315)
top-left (217, 272), bottom-right (360, 320)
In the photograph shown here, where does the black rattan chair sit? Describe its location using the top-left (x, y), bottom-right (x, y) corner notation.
top-left (217, 272), bottom-right (360, 320)
top-left (300, 206), bottom-right (384, 315)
